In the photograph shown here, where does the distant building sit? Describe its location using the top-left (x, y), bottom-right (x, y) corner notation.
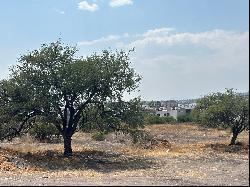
top-left (161, 100), bottom-right (178, 110)
top-left (156, 101), bottom-right (161, 109)
top-left (178, 103), bottom-right (197, 110)
top-left (156, 107), bottom-right (186, 119)
top-left (142, 99), bottom-right (196, 119)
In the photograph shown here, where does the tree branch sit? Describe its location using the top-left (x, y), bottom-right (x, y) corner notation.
top-left (0, 111), bottom-right (40, 141)
top-left (72, 92), bottom-right (97, 133)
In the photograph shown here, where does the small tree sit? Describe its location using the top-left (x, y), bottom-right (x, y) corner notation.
top-left (0, 40), bottom-right (143, 156)
top-left (193, 89), bottom-right (249, 145)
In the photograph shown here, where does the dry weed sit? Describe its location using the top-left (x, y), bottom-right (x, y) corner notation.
top-left (0, 123), bottom-right (248, 177)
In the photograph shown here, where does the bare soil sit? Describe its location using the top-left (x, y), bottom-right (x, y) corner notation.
top-left (0, 123), bottom-right (249, 186)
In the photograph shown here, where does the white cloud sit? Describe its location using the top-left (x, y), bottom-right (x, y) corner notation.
top-left (142, 27), bottom-right (175, 37)
top-left (110, 0), bottom-right (133, 7)
top-left (127, 28), bottom-right (248, 50)
top-left (77, 28), bottom-right (249, 100)
top-left (54, 8), bottom-right (65, 15)
top-left (78, 35), bottom-right (120, 46)
top-left (129, 28), bottom-right (249, 99)
top-left (78, 1), bottom-right (99, 12)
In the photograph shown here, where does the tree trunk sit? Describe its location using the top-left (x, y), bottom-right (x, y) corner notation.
top-left (63, 135), bottom-right (73, 157)
top-left (229, 132), bottom-right (238, 145)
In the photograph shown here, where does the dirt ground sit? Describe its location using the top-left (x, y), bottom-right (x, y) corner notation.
top-left (0, 123), bottom-right (249, 186)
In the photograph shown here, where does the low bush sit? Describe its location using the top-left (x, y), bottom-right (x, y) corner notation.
top-left (144, 114), bottom-right (176, 125)
top-left (29, 122), bottom-right (61, 142)
top-left (177, 114), bottom-right (194, 123)
top-left (91, 131), bottom-right (106, 141)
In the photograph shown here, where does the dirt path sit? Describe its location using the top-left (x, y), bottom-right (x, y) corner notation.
top-left (0, 175), bottom-right (202, 186)
top-left (0, 124), bottom-right (249, 186)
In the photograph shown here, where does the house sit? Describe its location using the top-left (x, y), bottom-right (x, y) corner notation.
top-left (156, 107), bottom-right (186, 119)
top-left (142, 99), bottom-right (196, 119)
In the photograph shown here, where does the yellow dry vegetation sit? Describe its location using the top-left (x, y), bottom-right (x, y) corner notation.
top-left (0, 123), bottom-right (248, 176)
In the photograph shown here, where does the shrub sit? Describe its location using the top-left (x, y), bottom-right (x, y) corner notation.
top-left (91, 131), bottom-right (106, 141)
top-left (144, 114), bottom-right (176, 124)
top-left (146, 115), bottom-right (165, 124)
top-left (177, 114), bottom-right (194, 123)
top-left (162, 116), bottom-right (176, 123)
top-left (29, 122), bottom-right (61, 142)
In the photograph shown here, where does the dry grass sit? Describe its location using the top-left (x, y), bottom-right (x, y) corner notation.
top-left (0, 123), bottom-right (249, 176)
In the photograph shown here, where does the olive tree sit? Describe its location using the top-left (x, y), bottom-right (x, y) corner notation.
top-left (192, 89), bottom-right (249, 145)
top-left (0, 41), bottom-right (143, 156)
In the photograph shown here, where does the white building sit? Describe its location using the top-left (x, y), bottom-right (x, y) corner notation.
top-left (156, 107), bottom-right (186, 119)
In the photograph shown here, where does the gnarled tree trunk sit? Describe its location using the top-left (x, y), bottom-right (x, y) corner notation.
top-left (229, 131), bottom-right (238, 145)
top-left (63, 134), bottom-right (73, 157)
top-left (229, 131), bottom-right (239, 145)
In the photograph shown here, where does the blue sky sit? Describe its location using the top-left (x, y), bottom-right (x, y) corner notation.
top-left (0, 0), bottom-right (249, 100)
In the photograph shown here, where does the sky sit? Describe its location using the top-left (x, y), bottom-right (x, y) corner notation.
top-left (0, 0), bottom-right (249, 100)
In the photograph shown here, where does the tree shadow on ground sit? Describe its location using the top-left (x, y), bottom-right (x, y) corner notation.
top-left (205, 142), bottom-right (249, 154)
top-left (3, 148), bottom-right (157, 173)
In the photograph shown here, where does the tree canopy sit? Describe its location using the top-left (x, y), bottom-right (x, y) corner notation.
top-left (0, 41), bottom-right (143, 156)
top-left (192, 89), bottom-right (249, 145)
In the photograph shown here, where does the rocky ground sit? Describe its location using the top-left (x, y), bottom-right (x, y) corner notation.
top-left (0, 123), bottom-right (249, 186)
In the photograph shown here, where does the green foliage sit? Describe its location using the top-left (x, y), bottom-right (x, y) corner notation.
top-left (145, 115), bottom-right (164, 124)
top-left (144, 114), bottom-right (176, 125)
top-left (193, 88), bottom-right (249, 144)
top-left (163, 116), bottom-right (177, 123)
top-left (91, 131), bottom-right (106, 141)
top-left (127, 129), bottom-right (152, 144)
top-left (29, 122), bottom-right (61, 142)
top-left (0, 123), bottom-right (9, 140)
top-left (0, 40), bottom-right (143, 155)
top-left (0, 79), bottom-right (33, 140)
top-left (148, 101), bottom-right (155, 108)
top-left (79, 98), bottom-right (145, 133)
top-left (177, 114), bottom-right (194, 123)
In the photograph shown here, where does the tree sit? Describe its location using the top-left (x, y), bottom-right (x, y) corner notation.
top-left (148, 101), bottom-right (155, 108)
top-left (0, 41), bottom-right (143, 156)
top-left (192, 89), bottom-right (249, 145)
